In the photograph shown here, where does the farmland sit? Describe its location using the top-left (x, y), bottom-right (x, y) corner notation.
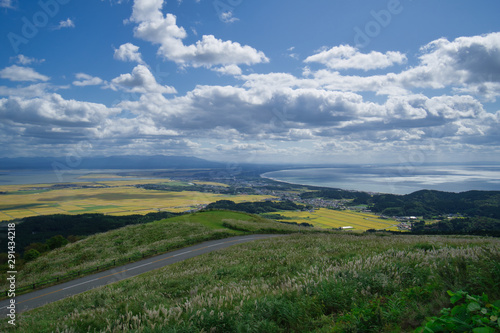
top-left (276, 208), bottom-right (399, 231)
top-left (0, 179), bottom-right (274, 221)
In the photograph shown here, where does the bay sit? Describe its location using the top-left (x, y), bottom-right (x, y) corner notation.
top-left (261, 164), bottom-right (500, 195)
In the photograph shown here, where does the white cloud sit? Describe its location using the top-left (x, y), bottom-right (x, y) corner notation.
top-left (110, 64), bottom-right (177, 94)
top-left (10, 55), bottom-right (45, 65)
top-left (73, 73), bottom-right (105, 87)
top-left (55, 18), bottom-right (75, 30)
top-left (397, 32), bottom-right (500, 100)
top-left (298, 32), bottom-right (500, 102)
top-left (305, 45), bottom-right (407, 71)
top-left (220, 11), bottom-right (239, 24)
top-left (114, 43), bottom-right (145, 64)
top-left (130, 0), bottom-right (268, 68)
top-left (287, 46), bottom-right (299, 60)
top-left (0, 84), bottom-right (51, 98)
top-left (0, 65), bottom-right (50, 82)
top-left (212, 64), bottom-right (242, 76)
top-left (0, 93), bottom-right (120, 127)
top-left (2, 27), bottom-right (499, 161)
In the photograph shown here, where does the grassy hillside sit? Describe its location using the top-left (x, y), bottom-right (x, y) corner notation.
top-left (3, 232), bottom-right (499, 332)
top-left (0, 211), bottom-right (320, 292)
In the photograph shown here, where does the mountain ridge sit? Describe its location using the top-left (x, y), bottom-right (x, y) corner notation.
top-left (0, 155), bottom-right (224, 170)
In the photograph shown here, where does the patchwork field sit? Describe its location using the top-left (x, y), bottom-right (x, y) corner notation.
top-left (0, 180), bottom-right (274, 221)
top-left (277, 208), bottom-right (399, 231)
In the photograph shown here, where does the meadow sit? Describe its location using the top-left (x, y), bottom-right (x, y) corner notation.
top-left (3, 230), bottom-right (498, 332)
top-left (0, 211), bottom-right (316, 292)
top-left (277, 208), bottom-right (400, 231)
top-left (0, 179), bottom-right (272, 221)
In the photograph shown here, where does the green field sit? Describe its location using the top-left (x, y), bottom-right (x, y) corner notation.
top-left (277, 208), bottom-right (399, 231)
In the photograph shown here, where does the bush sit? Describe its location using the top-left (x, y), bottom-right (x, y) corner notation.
top-left (417, 290), bottom-right (500, 332)
top-left (24, 249), bottom-right (41, 261)
top-left (46, 235), bottom-right (69, 250)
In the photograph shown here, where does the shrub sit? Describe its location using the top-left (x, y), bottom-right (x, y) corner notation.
top-left (24, 249), bottom-right (41, 262)
top-left (417, 290), bottom-right (500, 333)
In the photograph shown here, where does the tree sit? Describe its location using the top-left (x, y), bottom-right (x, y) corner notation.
top-left (24, 242), bottom-right (49, 254)
top-left (411, 220), bottom-right (426, 232)
top-left (46, 235), bottom-right (69, 250)
top-left (24, 249), bottom-right (41, 261)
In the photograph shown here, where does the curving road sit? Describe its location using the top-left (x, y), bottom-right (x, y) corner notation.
top-left (1, 234), bottom-right (283, 316)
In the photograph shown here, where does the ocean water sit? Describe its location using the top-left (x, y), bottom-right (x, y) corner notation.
top-left (261, 164), bottom-right (500, 195)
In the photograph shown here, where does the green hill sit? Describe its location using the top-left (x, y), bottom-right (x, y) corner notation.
top-left (369, 190), bottom-right (500, 219)
top-left (4, 232), bottom-right (499, 332)
top-left (1, 211), bottom-right (499, 332)
top-left (0, 211), bottom-right (321, 292)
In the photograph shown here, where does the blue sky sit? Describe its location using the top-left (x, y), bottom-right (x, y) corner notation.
top-left (1, 0), bottom-right (500, 165)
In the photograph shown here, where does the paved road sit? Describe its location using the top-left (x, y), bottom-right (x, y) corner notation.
top-left (1, 234), bottom-right (283, 316)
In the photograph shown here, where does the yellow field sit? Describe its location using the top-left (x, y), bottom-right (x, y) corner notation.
top-left (277, 208), bottom-right (399, 231)
top-left (0, 181), bottom-right (275, 221)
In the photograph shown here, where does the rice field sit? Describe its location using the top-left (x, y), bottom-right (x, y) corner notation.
top-left (0, 180), bottom-right (275, 221)
top-left (277, 208), bottom-right (399, 231)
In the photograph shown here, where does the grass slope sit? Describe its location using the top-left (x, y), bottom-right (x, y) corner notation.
top-left (4, 233), bottom-right (499, 332)
top-left (0, 211), bottom-right (319, 292)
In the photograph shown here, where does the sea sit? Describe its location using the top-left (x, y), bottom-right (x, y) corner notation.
top-left (261, 164), bottom-right (500, 195)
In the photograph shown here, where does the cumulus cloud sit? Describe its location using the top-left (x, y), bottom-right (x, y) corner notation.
top-left (2, 28), bottom-right (499, 161)
top-left (110, 65), bottom-right (177, 94)
top-left (298, 32), bottom-right (500, 101)
top-left (0, 93), bottom-right (120, 128)
top-left (398, 32), bottom-right (500, 100)
top-left (212, 64), bottom-right (242, 76)
top-left (0, 65), bottom-right (50, 82)
top-left (129, 0), bottom-right (268, 68)
top-left (0, 83), bottom-right (51, 98)
top-left (116, 74), bottom-right (499, 155)
top-left (305, 45), bottom-right (407, 71)
top-left (114, 43), bottom-right (145, 64)
top-left (73, 73), bottom-right (105, 87)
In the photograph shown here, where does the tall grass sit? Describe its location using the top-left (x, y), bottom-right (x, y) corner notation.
top-left (0, 211), bottom-right (325, 291)
top-left (4, 233), bottom-right (499, 332)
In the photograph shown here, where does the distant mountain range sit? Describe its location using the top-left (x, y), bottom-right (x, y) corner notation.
top-left (0, 155), bottom-right (225, 170)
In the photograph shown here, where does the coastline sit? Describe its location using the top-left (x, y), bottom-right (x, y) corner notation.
top-left (259, 165), bottom-right (500, 195)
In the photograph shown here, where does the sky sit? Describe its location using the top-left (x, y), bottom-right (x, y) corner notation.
top-left (1, 0), bottom-right (500, 165)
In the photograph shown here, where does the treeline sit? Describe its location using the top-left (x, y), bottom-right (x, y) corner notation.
top-left (300, 189), bottom-right (371, 202)
top-left (301, 189), bottom-right (500, 220)
top-left (0, 211), bottom-right (180, 255)
top-left (205, 200), bottom-right (310, 214)
top-left (368, 190), bottom-right (500, 219)
top-left (411, 216), bottom-right (500, 235)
